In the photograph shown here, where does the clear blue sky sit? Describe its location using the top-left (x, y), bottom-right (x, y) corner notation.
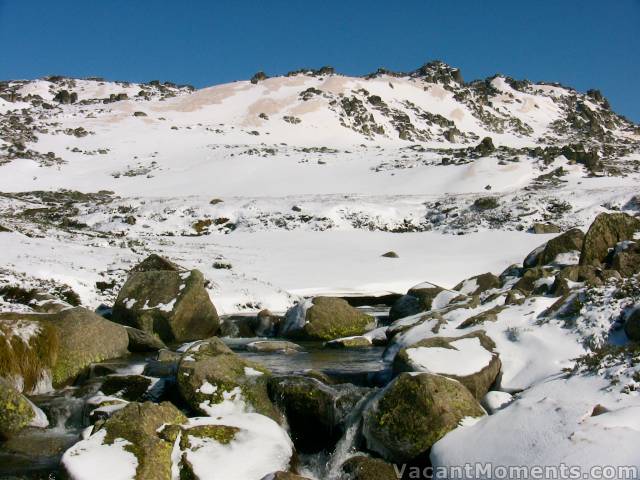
top-left (1, 0), bottom-right (638, 121)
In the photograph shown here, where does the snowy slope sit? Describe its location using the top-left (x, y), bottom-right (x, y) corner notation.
top-left (0, 62), bottom-right (639, 312)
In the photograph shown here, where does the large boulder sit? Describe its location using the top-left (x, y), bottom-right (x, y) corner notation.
top-left (62, 401), bottom-right (187, 480)
top-left (393, 331), bottom-right (501, 400)
top-left (0, 378), bottom-right (39, 439)
top-left (388, 282), bottom-right (447, 322)
top-left (453, 272), bottom-right (500, 297)
top-left (176, 337), bottom-right (280, 421)
top-left (580, 213), bottom-right (640, 267)
top-left (280, 297), bottom-right (375, 341)
top-left (267, 375), bottom-right (366, 453)
top-left (112, 269), bottom-right (219, 343)
top-left (0, 307), bottom-right (129, 391)
top-left (362, 373), bottom-right (484, 462)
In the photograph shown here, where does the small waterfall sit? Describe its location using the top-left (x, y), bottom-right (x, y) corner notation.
top-left (301, 389), bottom-right (378, 480)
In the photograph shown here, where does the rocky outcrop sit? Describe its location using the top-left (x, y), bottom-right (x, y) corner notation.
top-left (362, 373), bottom-right (484, 462)
top-left (112, 268), bottom-right (219, 343)
top-left (393, 330), bottom-right (501, 399)
top-left (280, 297), bottom-right (375, 341)
top-left (579, 213), bottom-right (640, 267)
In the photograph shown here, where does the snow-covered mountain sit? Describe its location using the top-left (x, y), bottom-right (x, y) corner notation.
top-left (0, 61), bottom-right (639, 311)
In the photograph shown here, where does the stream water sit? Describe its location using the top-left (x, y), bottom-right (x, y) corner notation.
top-left (0, 309), bottom-right (392, 479)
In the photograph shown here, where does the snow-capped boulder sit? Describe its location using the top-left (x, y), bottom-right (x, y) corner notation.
top-left (0, 308), bottom-right (129, 391)
top-left (453, 272), bottom-right (500, 297)
top-left (362, 372), bottom-right (484, 462)
top-left (457, 305), bottom-right (506, 329)
top-left (267, 375), bottom-right (366, 453)
top-left (62, 401), bottom-right (187, 480)
top-left (112, 269), bottom-right (219, 343)
top-left (176, 338), bottom-right (280, 422)
top-left (0, 377), bottom-right (45, 439)
top-left (579, 212), bottom-right (640, 267)
top-left (340, 455), bottom-right (398, 480)
top-left (393, 331), bottom-right (501, 400)
top-left (482, 390), bottom-right (513, 414)
top-left (178, 414), bottom-right (294, 480)
top-left (280, 297), bottom-right (375, 341)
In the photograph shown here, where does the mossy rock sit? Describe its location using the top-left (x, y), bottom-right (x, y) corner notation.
top-left (580, 213), bottom-right (640, 267)
top-left (126, 327), bottom-right (167, 352)
top-left (453, 272), bottom-right (500, 297)
top-left (112, 269), bottom-right (219, 343)
top-left (393, 330), bottom-right (500, 400)
top-left (0, 308), bottom-right (129, 390)
top-left (362, 373), bottom-right (484, 462)
top-left (69, 401), bottom-right (187, 480)
top-left (246, 340), bottom-right (303, 354)
top-left (176, 338), bottom-right (279, 422)
top-left (0, 378), bottom-right (35, 439)
top-left (178, 424), bottom-right (240, 449)
top-left (325, 336), bottom-right (372, 348)
top-left (282, 297), bottom-right (375, 341)
top-left (341, 455), bottom-right (398, 480)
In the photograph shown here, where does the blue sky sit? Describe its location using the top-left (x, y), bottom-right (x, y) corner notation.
top-left (1, 0), bottom-right (638, 121)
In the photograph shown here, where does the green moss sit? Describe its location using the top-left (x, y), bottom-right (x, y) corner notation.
top-left (0, 378), bottom-right (35, 439)
top-left (180, 425), bottom-right (239, 450)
